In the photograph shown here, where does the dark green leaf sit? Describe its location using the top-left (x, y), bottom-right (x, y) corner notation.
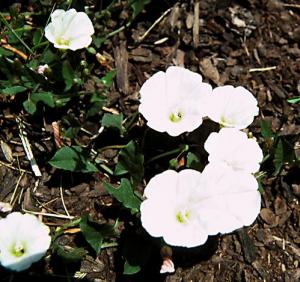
top-left (274, 138), bottom-right (295, 175)
top-left (54, 243), bottom-right (86, 262)
top-left (42, 49), bottom-right (57, 64)
top-left (129, 0), bottom-right (151, 19)
top-left (87, 100), bottom-right (106, 118)
top-left (114, 141), bottom-right (144, 185)
top-left (23, 100), bottom-right (36, 115)
top-left (0, 47), bottom-right (14, 57)
top-left (80, 215), bottom-right (116, 255)
top-left (103, 178), bottom-right (141, 213)
top-left (54, 96), bottom-right (71, 107)
top-left (64, 127), bottom-right (80, 138)
top-left (122, 229), bottom-right (153, 275)
top-left (101, 113), bottom-right (124, 134)
top-left (100, 69), bottom-right (117, 87)
top-left (260, 120), bottom-right (275, 139)
top-left (33, 28), bottom-right (42, 46)
top-left (49, 146), bottom-right (98, 173)
top-left (124, 260), bottom-right (141, 275)
top-left (62, 60), bottom-right (75, 91)
top-left (94, 37), bottom-right (106, 49)
top-left (3, 86), bottom-right (27, 96)
top-left (186, 152), bottom-right (202, 170)
top-left (23, 92), bottom-right (55, 114)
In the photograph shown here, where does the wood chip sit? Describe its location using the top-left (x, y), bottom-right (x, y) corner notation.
top-left (113, 42), bottom-right (129, 95)
top-left (199, 58), bottom-right (220, 85)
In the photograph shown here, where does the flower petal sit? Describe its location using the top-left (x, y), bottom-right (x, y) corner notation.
top-left (207, 85), bottom-right (258, 129)
top-left (204, 128), bottom-right (263, 173)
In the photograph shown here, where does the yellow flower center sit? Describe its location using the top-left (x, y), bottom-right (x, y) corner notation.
top-left (56, 36), bottom-right (71, 46)
top-left (11, 241), bottom-right (26, 257)
top-left (169, 111), bottom-right (184, 123)
top-left (176, 209), bottom-right (192, 224)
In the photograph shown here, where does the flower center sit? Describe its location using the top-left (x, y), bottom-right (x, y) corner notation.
top-left (169, 111), bottom-right (184, 123)
top-left (11, 242), bottom-right (26, 257)
top-left (56, 36), bottom-right (71, 46)
top-left (176, 209), bottom-right (192, 224)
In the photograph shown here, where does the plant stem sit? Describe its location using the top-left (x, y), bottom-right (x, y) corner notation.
top-left (146, 145), bottom-right (189, 165)
top-left (0, 13), bottom-right (34, 55)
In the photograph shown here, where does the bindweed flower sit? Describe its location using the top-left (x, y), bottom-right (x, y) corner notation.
top-left (0, 212), bottom-right (51, 272)
top-left (206, 85), bottom-right (259, 129)
top-left (204, 128), bottom-right (263, 174)
top-left (140, 167), bottom-right (261, 247)
top-left (139, 66), bottom-right (212, 136)
top-left (197, 163), bottom-right (261, 235)
top-left (45, 9), bottom-right (94, 51)
top-left (140, 169), bottom-right (209, 247)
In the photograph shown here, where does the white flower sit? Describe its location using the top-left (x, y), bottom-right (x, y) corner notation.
top-left (204, 128), bottom-right (263, 174)
top-left (140, 169), bottom-right (208, 247)
top-left (45, 9), bottom-right (94, 51)
top-left (0, 212), bottom-right (51, 272)
top-left (140, 167), bottom-right (261, 247)
top-left (139, 66), bottom-right (212, 136)
top-left (207, 85), bottom-right (259, 129)
top-left (197, 163), bottom-right (261, 235)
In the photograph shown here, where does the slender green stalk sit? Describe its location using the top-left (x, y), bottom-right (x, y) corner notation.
top-left (146, 145), bottom-right (189, 165)
top-left (0, 13), bottom-right (34, 55)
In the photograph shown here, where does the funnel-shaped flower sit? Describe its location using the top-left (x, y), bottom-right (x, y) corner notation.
top-left (45, 9), bottom-right (94, 51)
top-left (204, 128), bottom-right (263, 174)
top-left (196, 163), bottom-right (261, 235)
top-left (0, 212), bottom-right (51, 272)
top-left (207, 85), bottom-right (258, 129)
top-left (139, 66), bottom-right (212, 136)
top-left (140, 167), bottom-right (261, 247)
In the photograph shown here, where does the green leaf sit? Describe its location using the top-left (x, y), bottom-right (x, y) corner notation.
top-left (100, 69), bottom-right (117, 87)
top-left (32, 28), bottom-right (42, 46)
top-left (23, 92), bottom-right (55, 114)
top-left (114, 141), bottom-right (144, 185)
top-left (42, 49), bottom-right (57, 64)
top-left (260, 120), bottom-right (275, 139)
top-left (122, 229), bottom-right (153, 275)
top-left (80, 215), bottom-right (116, 255)
top-left (23, 100), bottom-right (37, 115)
top-left (287, 97), bottom-right (300, 104)
top-left (186, 152), bottom-right (202, 170)
top-left (274, 138), bottom-right (295, 175)
top-left (129, 0), bottom-right (151, 19)
top-left (124, 260), bottom-right (141, 275)
top-left (54, 243), bottom-right (87, 262)
top-left (0, 47), bottom-right (14, 57)
top-left (103, 178), bottom-right (141, 213)
top-left (49, 146), bottom-right (98, 173)
top-left (101, 113), bottom-right (124, 134)
top-left (2, 85), bottom-right (27, 96)
top-left (62, 60), bottom-right (75, 91)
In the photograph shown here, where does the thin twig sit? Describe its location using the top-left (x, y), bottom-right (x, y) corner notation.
top-left (22, 205), bottom-right (75, 219)
top-left (0, 160), bottom-right (32, 174)
top-left (249, 66), bottom-right (276, 73)
top-left (9, 172), bottom-right (24, 205)
top-left (283, 4), bottom-right (300, 9)
top-left (138, 8), bottom-right (172, 43)
top-left (60, 186), bottom-right (70, 217)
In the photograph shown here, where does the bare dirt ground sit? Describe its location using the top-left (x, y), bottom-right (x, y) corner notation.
top-left (0, 0), bottom-right (300, 281)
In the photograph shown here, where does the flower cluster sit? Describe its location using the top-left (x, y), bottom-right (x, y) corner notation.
top-left (0, 212), bottom-right (51, 272)
top-left (139, 66), bottom-right (263, 248)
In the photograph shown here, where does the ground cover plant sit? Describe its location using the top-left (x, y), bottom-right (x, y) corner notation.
top-left (0, 0), bottom-right (300, 281)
